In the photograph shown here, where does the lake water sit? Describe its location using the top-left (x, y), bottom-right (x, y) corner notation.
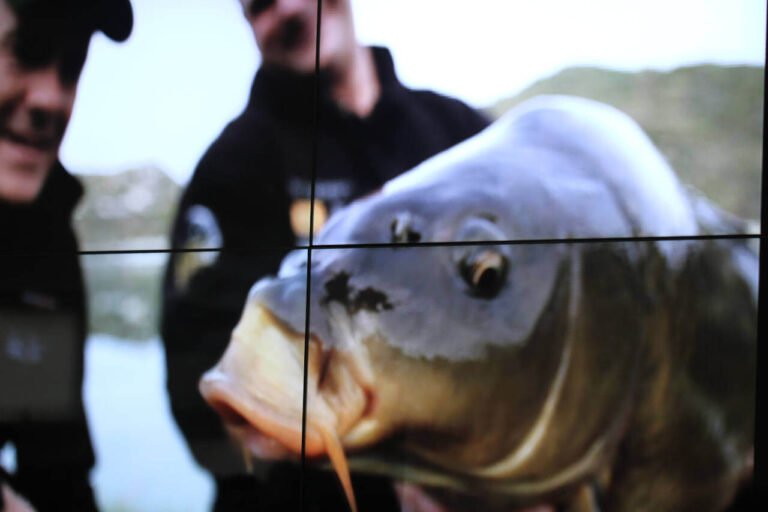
top-left (83, 335), bottom-right (214, 512)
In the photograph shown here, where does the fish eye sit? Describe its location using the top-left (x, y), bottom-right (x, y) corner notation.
top-left (460, 249), bottom-right (507, 299)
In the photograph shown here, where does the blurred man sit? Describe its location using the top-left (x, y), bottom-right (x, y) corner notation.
top-left (161, 0), bottom-right (489, 510)
top-left (0, 0), bottom-right (132, 510)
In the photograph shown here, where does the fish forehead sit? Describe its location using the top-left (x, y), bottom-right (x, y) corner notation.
top-left (383, 95), bottom-right (697, 236)
top-left (318, 163), bottom-right (599, 247)
top-left (317, 116), bottom-right (648, 246)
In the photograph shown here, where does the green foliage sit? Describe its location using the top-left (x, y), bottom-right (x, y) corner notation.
top-left (488, 65), bottom-right (764, 220)
top-left (75, 167), bottom-right (180, 341)
top-left (74, 167), bottom-right (180, 250)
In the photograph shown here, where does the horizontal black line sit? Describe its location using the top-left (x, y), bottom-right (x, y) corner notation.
top-left (0, 232), bottom-right (762, 257)
top-left (302, 232), bottom-right (763, 250)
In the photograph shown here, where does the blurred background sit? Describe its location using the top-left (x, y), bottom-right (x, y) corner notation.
top-left (10, 1), bottom-right (760, 510)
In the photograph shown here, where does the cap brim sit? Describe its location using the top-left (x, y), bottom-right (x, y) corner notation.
top-left (97, 0), bottom-right (133, 42)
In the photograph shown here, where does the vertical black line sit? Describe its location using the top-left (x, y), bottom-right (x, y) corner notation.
top-left (754, 9), bottom-right (767, 507)
top-left (300, 1), bottom-right (324, 511)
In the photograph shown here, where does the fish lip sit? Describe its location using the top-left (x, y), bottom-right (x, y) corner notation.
top-left (232, 422), bottom-right (296, 461)
top-left (200, 372), bottom-right (293, 461)
top-left (202, 363), bottom-right (364, 511)
top-left (200, 343), bottom-right (377, 458)
top-left (200, 301), bottom-right (377, 471)
top-left (199, 370), bottom-right (327, 457)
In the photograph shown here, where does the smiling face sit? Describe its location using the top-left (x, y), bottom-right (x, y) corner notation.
top-left (0, 0), bottom-right (89, 203)
top-left (240, 0), bottom-right (357, 74)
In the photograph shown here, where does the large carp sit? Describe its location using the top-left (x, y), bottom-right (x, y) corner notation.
top-left (199, 96), bottom-right (757, 511)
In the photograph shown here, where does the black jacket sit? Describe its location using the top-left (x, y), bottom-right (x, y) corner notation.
top-left (161, 47), bottom-right (489, 510)
top-left (0, 164), bottom-right (97, 511)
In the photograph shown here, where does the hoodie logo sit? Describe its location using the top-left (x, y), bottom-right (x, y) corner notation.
top-left (289, 198), bottom-right (328, 240)
top-left (174, 204), bottom-right (223, 290)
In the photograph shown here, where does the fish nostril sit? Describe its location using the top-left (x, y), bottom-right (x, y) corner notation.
top-left (390, 212), bottom-right (421, 244)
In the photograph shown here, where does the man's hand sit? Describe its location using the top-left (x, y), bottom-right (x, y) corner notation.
top-left (394, 483), bottom-right (555, 512)
top-left (1, 483), bottom-right (35, 512)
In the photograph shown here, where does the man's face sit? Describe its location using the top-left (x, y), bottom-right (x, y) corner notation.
top-left (0, 0), bottom-right (88, 204)
top-left (240, 0), bottom-right (357, 74)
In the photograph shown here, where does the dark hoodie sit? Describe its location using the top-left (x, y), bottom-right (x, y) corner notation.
top-left (0, 164), bottom-right (97, 511)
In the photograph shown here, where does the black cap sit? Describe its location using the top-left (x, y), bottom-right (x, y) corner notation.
top-left (92, 0), bottom-right (133, 42)
top-left (9, 0), bottom-right (134, 42)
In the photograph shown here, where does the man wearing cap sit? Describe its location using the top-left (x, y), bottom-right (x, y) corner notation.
top-left (0, 0), bottom-right (131, 510)
top-left (161, 0), bottom-right (489, 510)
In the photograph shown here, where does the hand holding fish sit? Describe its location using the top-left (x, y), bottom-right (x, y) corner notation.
top-left (1, 484), bottom-right (35, 512)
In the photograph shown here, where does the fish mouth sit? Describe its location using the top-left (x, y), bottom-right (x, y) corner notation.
top-left (200, 373), bottom-right (313, 459)
top-left (199, 303), bottom-right (371, 511)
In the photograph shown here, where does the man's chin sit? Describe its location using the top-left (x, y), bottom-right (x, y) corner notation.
top-left (0, 139), bottom-right (55, 203)
top-left (0, 164), bottom-right (51, 204)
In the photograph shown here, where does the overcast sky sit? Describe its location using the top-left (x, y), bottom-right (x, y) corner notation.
top-left (60, 0), bottom-right (766, 184)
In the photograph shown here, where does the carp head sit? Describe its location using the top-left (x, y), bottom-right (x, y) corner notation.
top-left (200, 189), bottom-right (648, 510)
